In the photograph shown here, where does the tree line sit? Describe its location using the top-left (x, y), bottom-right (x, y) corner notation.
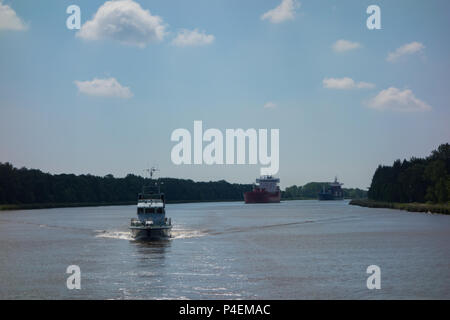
top-left (368, 143), bottom-right (450, 203)
top-left (0, 163), bottom-right (253, 204)
top-left (0, 162), bottom-right (369, 206)
top-left (282, 182), bottom-right (367, 200)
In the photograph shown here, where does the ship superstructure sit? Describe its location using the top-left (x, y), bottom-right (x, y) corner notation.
top-left (129, 168), bottom-right (172, 240)
top-left (318, 177), bottom-right (344, 200)
top-left (244, 175), bottom-right (281, 203)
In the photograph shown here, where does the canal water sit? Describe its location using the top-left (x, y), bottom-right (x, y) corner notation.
top-left (0, 200), bottom-right (449, 299)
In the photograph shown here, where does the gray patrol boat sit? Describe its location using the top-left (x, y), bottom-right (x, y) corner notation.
top-left (130, 168), bottom-right (172, 240)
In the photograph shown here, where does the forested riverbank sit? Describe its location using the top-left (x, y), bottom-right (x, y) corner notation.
top-left (0, 162), bottom-right (368, 211)
top-left (0, 162), bottom-right (252, 210)
top-left (282, 182), bottom-right (367, 200)
top-left (350, 143), bottom-right (450, 214)
top-left (350, 199), bottom-right (449, 215)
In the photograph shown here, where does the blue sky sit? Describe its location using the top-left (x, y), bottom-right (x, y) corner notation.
top-left (1, 0), bottom-right (449, 189)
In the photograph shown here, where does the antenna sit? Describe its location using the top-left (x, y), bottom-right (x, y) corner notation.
top-left (144, 166), bottom-right (159, 179)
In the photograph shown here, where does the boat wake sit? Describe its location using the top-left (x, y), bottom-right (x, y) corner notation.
top-left (171, 227), bottom-right (209, 239)
top-left (95, 230), bottom-right (133, 240)
top-left (94, 227), bottom-right (208, 241)
top-left (94, 216), bottom-right (361, 241)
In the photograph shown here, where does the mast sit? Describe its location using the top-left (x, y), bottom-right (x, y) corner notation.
top-left (142, 166), bottom-right (161, 194)
top-left (144, 166), bottom-right (159, 180)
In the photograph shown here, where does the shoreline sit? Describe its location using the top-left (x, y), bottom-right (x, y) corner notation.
top-left (0, 199), bottom-right (245, 211)
top-left (0, 201), bottom-right (136, 211)
top-left (0, 198), bottom-right (360, 211)
top-left (349, 199), bottom-right (450, 215)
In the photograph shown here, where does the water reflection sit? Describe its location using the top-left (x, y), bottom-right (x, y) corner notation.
top-left (1, 201), bottom-right (449, 299)
top-left (131, 238), bottom-right (171, 260)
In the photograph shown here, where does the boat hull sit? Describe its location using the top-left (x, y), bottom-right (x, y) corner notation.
top-left (318, 193), bottom-right (344, 201)
top-left (130, 225), bottom-right (172, 241)
top-left (244, 190), bottom-right (281, 203)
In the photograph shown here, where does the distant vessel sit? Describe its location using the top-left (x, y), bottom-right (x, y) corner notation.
top-left (129, 168), bottom-right (172, 240)
top-left (244, 176), bottom-right (281, 203)
top-left (318, 177), bottom-right (344, 200)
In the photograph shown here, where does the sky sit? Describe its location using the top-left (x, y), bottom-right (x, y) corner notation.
top-left (0, 0), bottom-right (449, 189)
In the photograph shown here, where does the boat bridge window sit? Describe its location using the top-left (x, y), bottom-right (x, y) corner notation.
top-left (138, 207), bottom-right (164, 214)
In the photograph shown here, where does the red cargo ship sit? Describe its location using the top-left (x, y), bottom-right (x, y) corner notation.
top-left (244, 176), bottom-right (281, 203)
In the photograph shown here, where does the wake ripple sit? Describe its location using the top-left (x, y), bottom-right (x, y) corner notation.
top-left (95, 230), bottom-right (133, 240)
top-left (94, 227), bottom-right (208, 241)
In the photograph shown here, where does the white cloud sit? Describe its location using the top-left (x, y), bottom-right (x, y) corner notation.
top-left (263, 101), bottom-right (277, 109)
top-left (367, 87), bottom-right (431, 112)
top-left (387, 42), bottom-right (425, 62)
top-left (74, 78), bottom-right (133, 99)
top-left (0, 1), bottom-right (27, 31)
top-left (323, 77), bottom-right (375, 90)
top-left (76, 0), bottom-right (166, 47)
top-left (261, 0), bottom-right (300, 24)
top-left (172, 29), bottom-right (215, 47)
top-left (332, 40), bottom-right (361, 53)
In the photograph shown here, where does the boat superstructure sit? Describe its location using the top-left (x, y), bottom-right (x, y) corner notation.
top-left (318, 177), bottom-right (344, 200)
top-left (244, 175), bottom-right (281, 203)
top-left (130, 168), bottom-right (172, 240)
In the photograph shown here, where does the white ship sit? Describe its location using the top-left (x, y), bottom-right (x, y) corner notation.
top-left (129, 168), bottom-right (172, 240)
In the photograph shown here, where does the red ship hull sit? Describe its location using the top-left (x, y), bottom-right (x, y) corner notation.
top-left (244, 190), bottom-right (281, 203)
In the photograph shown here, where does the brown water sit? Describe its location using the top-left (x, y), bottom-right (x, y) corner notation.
top-left (0, 200), bottom-right (449, 299)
